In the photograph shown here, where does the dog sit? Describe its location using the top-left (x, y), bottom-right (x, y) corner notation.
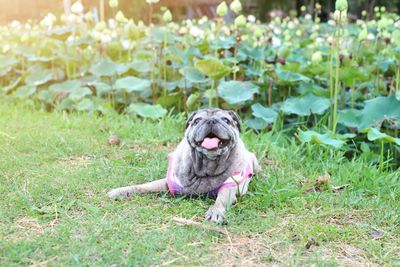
top-left (107, 108), bottom-right (260, 223)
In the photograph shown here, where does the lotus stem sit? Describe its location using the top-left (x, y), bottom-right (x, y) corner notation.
top-left (380, 140), bottom-right (384, 173)
top-left (396, 58), bottom-right (400, 92)
top-left (332, 12), bottom-right (342, 133)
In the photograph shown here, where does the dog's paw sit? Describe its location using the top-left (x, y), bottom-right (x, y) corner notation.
top-left (205, 206), bottom-right (225, 224)
top-left (107, 188), bottom-right (129, 200)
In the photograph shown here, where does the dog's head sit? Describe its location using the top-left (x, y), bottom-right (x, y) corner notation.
top-left (185, 108), bottom-right (241, 159)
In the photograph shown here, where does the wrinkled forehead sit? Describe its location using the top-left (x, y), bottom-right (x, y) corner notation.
top-left (194, 109), bottom-right (229, 119)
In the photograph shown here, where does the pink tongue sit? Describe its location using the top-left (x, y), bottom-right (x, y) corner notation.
top-left (201, 137), bottom-right (220, 149)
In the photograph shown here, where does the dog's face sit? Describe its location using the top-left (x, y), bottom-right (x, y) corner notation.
top-left (185, 109), bottom-right (241, 158)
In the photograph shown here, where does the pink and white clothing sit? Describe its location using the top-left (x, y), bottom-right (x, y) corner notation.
top-left (166, 153), bottom-right (255, 197)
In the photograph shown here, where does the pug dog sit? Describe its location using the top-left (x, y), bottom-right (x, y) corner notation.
top-left (107, 108), bottom-right (260, 223)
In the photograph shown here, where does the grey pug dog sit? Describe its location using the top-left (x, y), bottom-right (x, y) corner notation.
top-left (107, 108), bottom-right (260, 223)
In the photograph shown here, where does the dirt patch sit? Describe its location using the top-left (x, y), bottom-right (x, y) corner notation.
top-left (56, 155), bottom-right (92, 169)
top-left (4, 217), bottom-right (58, 242)
top-left (211, 231), bottom-right (381, 266)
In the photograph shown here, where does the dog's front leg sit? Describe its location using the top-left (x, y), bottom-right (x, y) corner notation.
top-left (107, 178), bottom-right (168, 200)
top-left (205, 187), bottom-right (237, 223)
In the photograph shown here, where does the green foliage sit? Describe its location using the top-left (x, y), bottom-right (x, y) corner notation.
top-left (1, 5), bottom-right (400, 167)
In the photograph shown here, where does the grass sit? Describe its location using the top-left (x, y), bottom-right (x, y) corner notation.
top-left (0, 99), bottom-right (399, 266)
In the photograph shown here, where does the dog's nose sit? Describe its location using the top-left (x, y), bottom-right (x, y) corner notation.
top-left (207, 119), bottom-right (217, 124)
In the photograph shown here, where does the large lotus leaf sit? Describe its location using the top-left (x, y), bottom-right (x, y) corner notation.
top-left (38, 90), bottom-right (57, 104)
top-left (157, 93), bottom-right (183, 108)
top-left (179, 66), bottom-right (206, 83)
top-left (186, 93), bottom-right (201, 110)
top-left (90, 60), bottom-right (128, 77)
top-left (299, 130), bottom-right (345, 149)
top-left (48, 80), bottom-right (81, 92)
top-left (245, 118), bottom-right (269, 130)
top-left (1, 77), bottom-right (21, 93)
top-left (362, 128), bottom-right (400, 145)
top-left (339, 66), bottom-right (369, 85)
top-left (25, 69), bottom-right (53, 86)
top-left (114, 76), bottom-right (151, 93)
top-left (297, 82), bottom-right (329, 97)
top-left (92, 82), bottom-right (112, 96)
top-left (128, 60), bottom-right (152, 73)
top-left (276, 69), bottom-right (311, 83)
top-left (126, 103), bottom-right (167, 119)
top-left (281, 93), bottom-right (330, 116)
top-left (218, 81), bottom-right (259, 104)
top-left (0, 66), bottom-right (12, 77)
top-left (69, 87), bottom-right (92, 102)
top-left (194, 58), bottom-right (231, 80)
top-left (14, 85), bottom-right (36, 98)
top-left (0, 55), bottom-right (18, 68)
top-left (376, 59), bottom-right (395, 73)
top-left (358, 96), bottom-right (400, 130)
top-left (338, 109), bottom-right (362, 128)
top-left (58, 98), bottom-right (74, 110)
top-left (251, 103), bottom-right (278, 123)
top-left (26, 55), bottom-right (54, 62)
top-left (75, 98), bottom-right (95, 112)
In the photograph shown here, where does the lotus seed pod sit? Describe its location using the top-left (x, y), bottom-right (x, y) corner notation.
top-left (216, 1), bottom-right (228, 17)
top-left (335, 0), bottom-right (348, 11)
top-left (230, 0), bottom-right (242, 14)
top-left (162, 9), bottom-right (172, 22)
top-left (234, 15), bottom-right (246, 27)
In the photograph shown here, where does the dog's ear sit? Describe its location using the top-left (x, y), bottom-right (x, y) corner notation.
top-left (185, 111), bottom-right (197, 129)
top-left (228, 110), bottom-right (241, 132)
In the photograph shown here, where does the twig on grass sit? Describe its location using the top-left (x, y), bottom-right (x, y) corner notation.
top-left (0, 130), bottom-right (15, 140)
top-left (172, 216), bottom-right (230, 236)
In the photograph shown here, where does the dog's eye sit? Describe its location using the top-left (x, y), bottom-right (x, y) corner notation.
top-left (193, 118), bottom-right (201, 125)
top-left (222, 117), bottom-right (230, 124)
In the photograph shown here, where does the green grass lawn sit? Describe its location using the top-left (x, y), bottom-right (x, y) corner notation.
top-left (0, 99), bottom-right (399, 266)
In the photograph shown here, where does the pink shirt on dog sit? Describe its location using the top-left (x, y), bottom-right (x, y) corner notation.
top-left (166, 153), bottom-right (255, 197)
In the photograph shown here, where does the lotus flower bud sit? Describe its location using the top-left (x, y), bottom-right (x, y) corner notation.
top-left (162, 9), bottom-right (172, 22)
top-left (216, 1), bottom-right (228, 17)
top-left (335, 0), bottom-right (348, 11)
top-left (358, 27), bottom-right (368, 41)
top-left (334, 10), bottom-right (347, 23)
top-left (230, 0), bottom-right (242, 14)
top-left (109, 0), bottom-right (118, 8)
top-left (361, 10), bottom-right (367, 17)
top-left (115, 11), bottom-right (127, 23)
top-left (71, 1), bottom-right (83, 14)
top-left (311, 51), bottom-right (322, 63)
top-left (234, 15), bottom-right (246, 27)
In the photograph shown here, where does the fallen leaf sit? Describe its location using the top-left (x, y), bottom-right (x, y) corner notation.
top-left (303, 172), bottom-right (330, 194)
top-left (108, 134), bottom-right (121, 146)
top-left (371, 229), bottom-right (384, 239)
top-left (263, 158), bottom-right (279, 166)
top-left (332, 184), bottom-right (350, 192)
top-left (305, 237), bottom-right (319, 249)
